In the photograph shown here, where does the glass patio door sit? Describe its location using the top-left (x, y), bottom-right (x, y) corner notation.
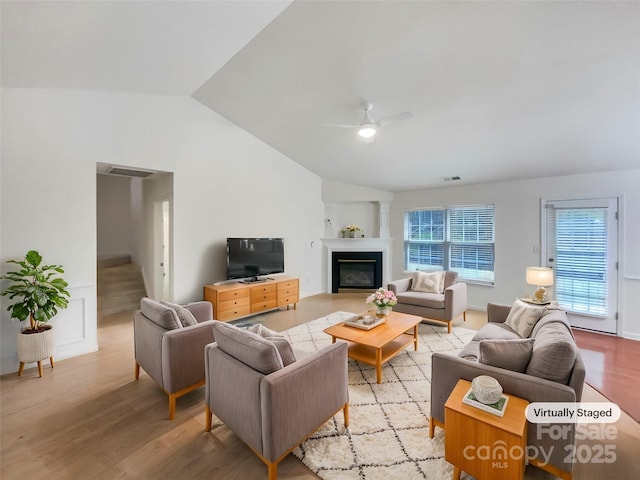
top-left (543, 198), bottom-right (618, 334)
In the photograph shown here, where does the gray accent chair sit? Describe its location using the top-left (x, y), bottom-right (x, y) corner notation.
top-left (204, 321), bottom-right (349, 480)
top-left (388, 271), bottom-right (467, 333)
top-left (430, 303), bottom-right (585, 480)
top-left (134, 297), bottom-right (216, 419)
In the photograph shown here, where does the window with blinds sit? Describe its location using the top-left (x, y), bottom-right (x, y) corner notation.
top-left (546, 206), bottom-right (608, 316)
top-left (404, 204), bottom-right (495, 283)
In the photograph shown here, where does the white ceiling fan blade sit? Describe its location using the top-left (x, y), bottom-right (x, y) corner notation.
top-left (376, 111), bottom-right (413, 127)
top-left (322, 123), bottom-right (358, 128)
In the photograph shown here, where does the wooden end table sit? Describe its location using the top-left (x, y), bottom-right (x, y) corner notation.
top-left (323, 311), bottom-right (422, 383)
top-left (444, 379), bottom-right (529, 480)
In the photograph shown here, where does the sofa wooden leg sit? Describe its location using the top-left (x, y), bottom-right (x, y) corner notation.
top-left (205, 404), bottom-right (212, 432)
top-left (463, 311), bottom-right (467, 322)
top-left (267, 462), bottom-right (277, 480)
top-left (134, 362), bottom-right (140, 380)
top-left (429, 417), bottom-right (435, 438)
top-left (447, 322), bottom-right (452, 334)
top-left (168, 394), bottom-right (176, 420)
top-left (343, 403), bottom-right (349, 427)
top-left (529, 458), bottom-right (572, 480)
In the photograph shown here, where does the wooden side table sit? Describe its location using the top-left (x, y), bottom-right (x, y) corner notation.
top-left (444, 379), bottom-right (529, 480)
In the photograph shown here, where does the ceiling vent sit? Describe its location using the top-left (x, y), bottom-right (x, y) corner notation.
top-left (443, 176), bottom-right (461, 182)
top-left (107, 167), bottom-right (155, 178)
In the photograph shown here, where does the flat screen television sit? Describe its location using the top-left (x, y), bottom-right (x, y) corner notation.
top-left (226, 237), bottom-right (285, 282)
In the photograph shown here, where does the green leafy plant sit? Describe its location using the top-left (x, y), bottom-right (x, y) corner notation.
top-left (0, 250), bottom-right (70, 332)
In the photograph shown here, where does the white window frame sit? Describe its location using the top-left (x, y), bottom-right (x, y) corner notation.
top-left (404, 204), bottom-right (495, 284)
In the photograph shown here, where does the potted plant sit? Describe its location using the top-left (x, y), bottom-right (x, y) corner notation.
top-left (0, 250), bottom-right (70, 377)
top-left (366, 287), bottom-right (398, 317)
top-left (342, 224), bottom-right (363, 238)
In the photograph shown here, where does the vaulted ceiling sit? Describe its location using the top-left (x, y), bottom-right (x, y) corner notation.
top-left (3, 1), bottom-right (639, 192)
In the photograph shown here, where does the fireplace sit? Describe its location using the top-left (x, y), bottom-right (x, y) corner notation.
top-left (331, 251), bottom-right (383, 293)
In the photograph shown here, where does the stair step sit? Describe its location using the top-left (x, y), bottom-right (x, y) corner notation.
top-left (97, 254), bottom-right (133, 269)
top-left (97, 261), bottom-right (147, 316)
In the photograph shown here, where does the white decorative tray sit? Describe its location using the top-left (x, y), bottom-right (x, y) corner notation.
top-left (344, 315), bottom-right (386, 330)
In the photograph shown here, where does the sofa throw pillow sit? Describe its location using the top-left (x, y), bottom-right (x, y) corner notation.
top-left (212, 321), bottom-right (283, 375)
top-left (504, 298), bottom-right (545, 338)
top-left (247, 324), bottom-right (296, 366)
top-left (411, 270), bottom-right (445, 294)
top-left (160, 300), bottom-right (198, 327)
top-left (140, 298), bottom-right (182, 330)
top-left (479, 338), bottom-right (535, 373)
top-left (526, 321), bottom-right (577, 384)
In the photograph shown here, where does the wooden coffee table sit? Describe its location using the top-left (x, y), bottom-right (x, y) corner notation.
top-left (323, 311), bottom-right (423, 383)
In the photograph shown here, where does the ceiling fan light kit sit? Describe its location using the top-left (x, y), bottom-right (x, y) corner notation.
top-left (324, 101), bottom-right (412, 144)
top-left (357, 124), bottom-right (377, 139)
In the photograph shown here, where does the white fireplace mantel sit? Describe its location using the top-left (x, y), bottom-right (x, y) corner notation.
top-left (321, 238), bottom-right (395, 293)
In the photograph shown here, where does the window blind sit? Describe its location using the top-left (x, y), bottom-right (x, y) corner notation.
top-left (449, 205), bottom-right (495, 282)
top-left (546, 206), bottom-right (608, 316)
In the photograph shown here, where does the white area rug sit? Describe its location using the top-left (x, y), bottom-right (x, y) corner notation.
top-left (281, 311), bottom-right (477, 480)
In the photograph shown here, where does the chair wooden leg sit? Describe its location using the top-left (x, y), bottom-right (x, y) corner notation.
top-left (168, 393), bottom-right (176, 420)
top-left (37, 360), bottom-right (43, 377)
top-left (134, 362), bottom-right (140, 380)
top-left (49, 356), bottom-right (55, 369)
top-left (267, 462), bottom-right (277, 480)
top-left (18, 362), bottom-right (25, 376)
top-left (205, 404), bottom-right (212, 432)
top-left (447, 322), bottom-right (452, 334)
top-left (343, 403), bottom-right (349, 427)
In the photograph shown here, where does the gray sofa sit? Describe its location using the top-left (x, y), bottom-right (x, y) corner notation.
top-left (430, 302), bottom-right (585, 480)
top-left (134, 298), bottom-right (216, 419)
top-left (388, 271), bottom-right (467, 333)
top-left (204, 321), bottom-right (349, 480)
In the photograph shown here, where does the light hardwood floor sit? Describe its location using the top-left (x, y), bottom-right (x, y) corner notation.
top-left (1, 293), bottom-right (639, 479)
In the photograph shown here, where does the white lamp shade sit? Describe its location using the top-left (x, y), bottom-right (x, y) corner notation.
top-left (526, 267), bottom-right (554, 286)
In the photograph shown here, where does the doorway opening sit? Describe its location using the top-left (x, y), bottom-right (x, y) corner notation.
top-left (542, 197), bottom-right (619, 334)
top-left (96, 163), bottom-right (174, 319)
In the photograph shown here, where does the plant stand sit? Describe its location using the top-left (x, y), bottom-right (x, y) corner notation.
top-left (16, 326), bottom-right (56, 377)
top-left (18, 357), bottom-right (54, 377)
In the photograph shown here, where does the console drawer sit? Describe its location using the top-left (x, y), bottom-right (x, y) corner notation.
top-left (218, 288), bottom-right (250, 302)
top-left (217, 304), bottom-right (251, 321)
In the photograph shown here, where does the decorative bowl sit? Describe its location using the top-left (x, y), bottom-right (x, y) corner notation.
top-left (471, 375), bottom-right (503, 404)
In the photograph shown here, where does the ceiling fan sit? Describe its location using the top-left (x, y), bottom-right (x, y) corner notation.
top-left (324, 102), bottom-right (413, 143)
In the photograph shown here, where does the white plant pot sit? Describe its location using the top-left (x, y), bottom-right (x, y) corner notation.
top-left (16, 326), bottom-right (55, 363)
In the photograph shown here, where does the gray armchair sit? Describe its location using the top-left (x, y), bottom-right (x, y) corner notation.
top-left (134, 297), bottom-right (216, 419)
top-left (204, 321), bottom-right (349, 480)
top-left (388, 271), bottom-right (467, 333)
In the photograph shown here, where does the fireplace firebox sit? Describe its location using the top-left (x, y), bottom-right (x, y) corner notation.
top-left (331, 251), bottom-right (383, 293)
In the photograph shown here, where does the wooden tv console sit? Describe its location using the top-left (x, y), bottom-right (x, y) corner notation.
top-left (203, 276), bottom-right (299, 321)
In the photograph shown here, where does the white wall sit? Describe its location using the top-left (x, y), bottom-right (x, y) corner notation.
top-left (390, 169), bottom-right (640, 340)
top-left (97, 174), bottom-right (136, 258)
top-left (321, 178), bottom-right (394, 238)
top-left (0, 87), bottom-right (324, 373)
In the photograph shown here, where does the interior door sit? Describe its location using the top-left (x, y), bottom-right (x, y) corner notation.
top-left (543, 198), bottom-right (618, 334)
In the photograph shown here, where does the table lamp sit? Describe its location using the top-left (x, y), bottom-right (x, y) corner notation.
top-left (526, 267), bottom-right (554, 302)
